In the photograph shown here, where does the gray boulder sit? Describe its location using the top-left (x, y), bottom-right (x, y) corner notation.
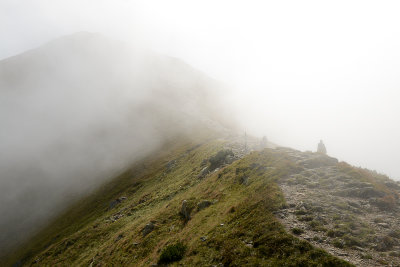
top-left (225, 154), bottom-right (235, 164)
top-left (239, 175), bottom-right (249, 185)
top-left (197, 200), bottom-right (212, 211)
top-left (198, 167), bottom-right (209, 179)
top-left (108, 196), bottom-right (127, 210)
top-left (142, 222), bottom-right (155, 236)
top-left (180, 200), bottom-right (192, 221)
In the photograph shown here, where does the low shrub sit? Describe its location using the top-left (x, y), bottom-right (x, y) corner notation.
top-left (309, 221), bottom-right (320, 229)
top-left (295, 210), bottom-right (308, 215)
top-left (327, 230), bottom-right (335, 238)
top-left (158, 242), bottom-right (187, 264)
top-left (298, 215), bottom-right (313, 222)
top-left (292, 228), bottom-right (304, 235)
top-left (332, 239), bottom-right (344, 248)
top-left (343, 235), bottom-right (362, 248)
top-left (374, 195), bottom-right (397, 211)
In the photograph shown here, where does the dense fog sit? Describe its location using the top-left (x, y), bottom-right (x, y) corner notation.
top-left (2, 1), bottom-right (400, 180)
top-left (0, 32), bottom-right (231, 254)
top-left (2, 0), bottom-right (400, 257)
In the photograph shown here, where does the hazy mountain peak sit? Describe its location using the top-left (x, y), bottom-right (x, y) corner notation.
top-left (0, 33), bottom-right (233, 256)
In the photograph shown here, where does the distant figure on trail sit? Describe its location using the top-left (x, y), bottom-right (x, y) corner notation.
top-left (260, 136), bottom-right (268, 149)
top-left (317, 140), bottom-right (327, 154)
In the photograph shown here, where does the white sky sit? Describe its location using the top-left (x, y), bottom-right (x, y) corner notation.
top-left (1, 0), bottom-right (400, 179)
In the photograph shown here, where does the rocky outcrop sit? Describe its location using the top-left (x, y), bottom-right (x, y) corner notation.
top-left (142, 222), bottom-right (155, 237)
top-left (180, 200), bottom-right (192, 221)
top-left (198, 167), bottom-right (210, 179)
top-left (108, 196), bottom-right (127, 210)
top-left (197, 200), bottom-right (212, 211)
top-left (198, 149), bottom-right (238, 179)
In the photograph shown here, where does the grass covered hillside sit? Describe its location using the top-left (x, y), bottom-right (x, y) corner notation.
top-left (4, 136), bottom-right (354, 266)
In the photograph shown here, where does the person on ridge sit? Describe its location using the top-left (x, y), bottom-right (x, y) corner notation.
top-left (317, 140), bottom-right (327, 154)
top-left (260, 136), bottom-right (268, 149)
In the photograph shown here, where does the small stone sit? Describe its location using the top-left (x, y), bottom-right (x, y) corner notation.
top-left (115, 234), bottom-right (123, 241)
top-left (198, 167), bottom-right (210, 178)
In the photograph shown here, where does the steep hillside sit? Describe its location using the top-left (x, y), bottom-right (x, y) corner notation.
top-left (0, 32), bottom-right (232, 255)
top-left (4, 135), bottom-right (354, 266)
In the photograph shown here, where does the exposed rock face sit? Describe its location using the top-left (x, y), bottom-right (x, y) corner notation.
top-left (142, 222), bottom-right (155, 237)
top-left (108, 196), bottom-right (127, 210)
top-left (197, 200), bottom-right (212, 211)
top-left (225, 154), bottom-right (235, 164)
top-left (238, 175), bottom-right (249, 185)
top-left (198, 167), bottom-right (210, 179)
top-left (208, 149), bottom-right (234, 171)
top-left (198, 149), bottom-right (238, 179)
top-left (180, 200), bottom-right (191, 221)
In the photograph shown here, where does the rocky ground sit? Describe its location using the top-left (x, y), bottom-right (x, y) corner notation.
top-left (201, 137), bottom-right (400, 266)
top-left (274, 147), bottom-right (400, 267)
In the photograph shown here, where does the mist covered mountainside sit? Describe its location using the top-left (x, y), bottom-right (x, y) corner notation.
top-left (2, 32), bottom-right (400, 267)
top-left (0, 32), bottom-right (232, 256)
top-left (4, 133), bottom-right (400, 266)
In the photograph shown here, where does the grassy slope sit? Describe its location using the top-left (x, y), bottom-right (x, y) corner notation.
top-left (337, 162), bottom-right (399, 210)
top-left (3, 137), bottom-right (352, 266)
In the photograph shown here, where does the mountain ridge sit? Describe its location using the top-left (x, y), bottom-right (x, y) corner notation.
top-left (3, 133), bottom-right (357, 266)
top-left (2, 33), bottom-right (400, 267)
top-left (0, 32), bottom-right (233, 257)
